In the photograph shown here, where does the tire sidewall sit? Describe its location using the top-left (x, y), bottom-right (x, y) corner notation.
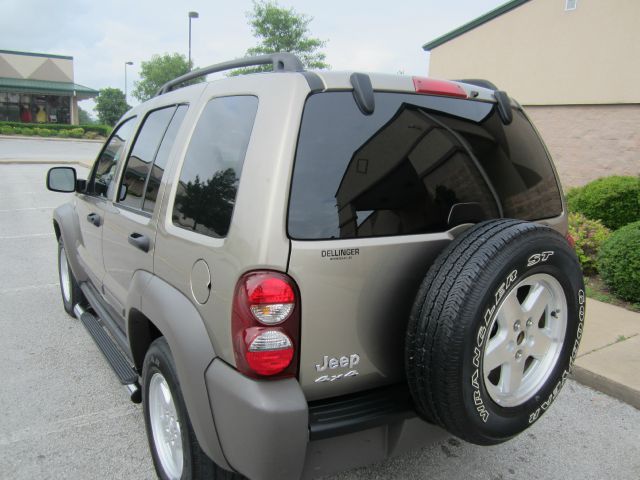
top-left (143, 339), bottom-right (194, 480)
top-left (461, 234), bottom-right (585, 441)
top-left (58, 240), bottom-right (73, 314)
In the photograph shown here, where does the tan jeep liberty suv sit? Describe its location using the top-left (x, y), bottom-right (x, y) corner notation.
top-left (46, 53), bottom-right (585, 480)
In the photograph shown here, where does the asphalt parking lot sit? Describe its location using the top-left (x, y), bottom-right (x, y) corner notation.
top-left (1, 157), bottom-right (639, 479)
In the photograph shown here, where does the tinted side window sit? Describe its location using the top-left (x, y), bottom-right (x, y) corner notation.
top-left (119, 106), bottom-right (176, 210)
top-left (88, 118), bottom-right (135, 197)
top-left (172, 96), bottom-right (258, 238)
top-left (143, 105), bottom-right (188, 213)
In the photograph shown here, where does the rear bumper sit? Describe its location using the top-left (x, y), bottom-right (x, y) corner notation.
top-left (205, 359), bottom-right (446, 480)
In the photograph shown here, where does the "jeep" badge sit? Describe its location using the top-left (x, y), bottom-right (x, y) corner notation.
top-left (315, 353), bottom-right (360, 371)
top-left (314, 353), bottom-right (360, 383)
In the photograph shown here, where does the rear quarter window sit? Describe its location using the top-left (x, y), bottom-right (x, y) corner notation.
top-left (288, 92), bottom-right (562, 240)
top-left (172, 96), bottom-right (258, 238)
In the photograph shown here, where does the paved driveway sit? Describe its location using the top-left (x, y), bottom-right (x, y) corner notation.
top-left (0, 137), bottom-right (101, 165)
top-left (0, 160), bottom-right (639, 479)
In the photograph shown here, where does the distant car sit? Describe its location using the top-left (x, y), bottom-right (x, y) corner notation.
top-left (47, 52), bottom-right (585, 480)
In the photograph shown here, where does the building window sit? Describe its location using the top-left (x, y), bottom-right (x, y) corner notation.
top-left (565, 0), bottom-right (577, 11)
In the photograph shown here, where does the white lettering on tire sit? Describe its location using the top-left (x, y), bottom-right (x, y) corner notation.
top-left (528, 288), bottom-right (585, 424)
top-left (527, 251), bottom-right (554, 267)
top-left (471, 268), bottom-right (518, 423)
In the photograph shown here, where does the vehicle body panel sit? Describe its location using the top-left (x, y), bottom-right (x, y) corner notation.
top-left (102, 204), bottom-right (156, 326)
top-left (74, 193), bottom-right (107, 289)
top-left (289, 232), bottom-right (454, 400)
top-left (154, 73), bottom-right (311, 365)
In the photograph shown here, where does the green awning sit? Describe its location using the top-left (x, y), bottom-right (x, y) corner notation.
top-left (0, 77), bottom-right (98, 99)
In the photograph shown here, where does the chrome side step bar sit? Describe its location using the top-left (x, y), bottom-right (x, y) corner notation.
top-left (74, 304), bottom-right (142, 403)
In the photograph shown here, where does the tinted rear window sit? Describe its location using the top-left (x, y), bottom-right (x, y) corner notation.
top-left (288, 92), bottom-right (562, 240)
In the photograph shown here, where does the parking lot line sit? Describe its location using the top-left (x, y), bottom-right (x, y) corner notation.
top-left (0, 233), bottom-right (54, 240)
top-left (0, 283), bottom-right (59, 295)
top-left (0, 207), bottom-right (56, 213)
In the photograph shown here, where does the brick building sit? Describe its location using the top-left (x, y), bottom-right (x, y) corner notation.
top-left (423, 0), bottom-right (640, 188)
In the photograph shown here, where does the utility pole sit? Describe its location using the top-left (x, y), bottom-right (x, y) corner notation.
top-left (124, 61), bottom-right (133, 103)
top-left (188, 11), bottom-right (199, 69)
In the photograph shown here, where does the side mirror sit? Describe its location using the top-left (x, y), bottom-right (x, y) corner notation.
top-left (47, 167), bottom-right (77, 193)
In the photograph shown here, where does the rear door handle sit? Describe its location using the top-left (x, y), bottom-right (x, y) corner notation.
top-left (86, 213), bottom-right (101, 227)
top-left (128, 232), bottom-right (150, 253)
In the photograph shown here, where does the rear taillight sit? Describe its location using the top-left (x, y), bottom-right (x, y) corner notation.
top-left (232, 271), bottom-right (300, 379)
top-left (412, 77), bottom-right (467, 98)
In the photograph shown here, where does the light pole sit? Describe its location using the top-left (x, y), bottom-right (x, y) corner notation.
top-left (124, 61), bottom-right (133, 103)
top-left (188, 11), bottom-right (199, 69)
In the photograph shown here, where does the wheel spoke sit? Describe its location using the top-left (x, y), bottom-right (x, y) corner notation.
top-left (523, 283), bottom-right (551, 323)
top-left (484, 333), bottom-right (511, 372)
top-left (529, 328), bottom-right (553, 358)
top-left (160, 380), bottom-right (172, 408)
top-left (496, 293), bottom-right (524, 328)
top-left (501, 361), bottom-right (525, 395)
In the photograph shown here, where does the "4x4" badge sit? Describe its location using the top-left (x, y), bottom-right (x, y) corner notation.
top-left (315, 370), bottom-right (359, 383)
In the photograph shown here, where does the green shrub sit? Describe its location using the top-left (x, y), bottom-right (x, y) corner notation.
top-left (83, 131), bottom-right (98, 140)
top-left (568, 212), bottom-right (611, 275)
top-left (0, 121), bottom-right (111, 137)
top-left (57, 129), bottom-right (71, 138)
top-left (598, 220), bottom-right (640, 302)
top-left (18, 127), bottom-right (34, 135)
top-left (567, 176), bottom-right (640, 230)
top-left (68, 128), bottom-right (85, 138)
top-left (0, 125), bottom-right (14, 135)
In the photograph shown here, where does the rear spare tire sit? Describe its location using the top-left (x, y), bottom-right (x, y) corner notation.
top-left (406, 219), bottom-right (585, 445)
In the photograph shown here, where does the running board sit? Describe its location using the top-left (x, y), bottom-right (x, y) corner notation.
top-left (74, 304), bottom-right (141, 403)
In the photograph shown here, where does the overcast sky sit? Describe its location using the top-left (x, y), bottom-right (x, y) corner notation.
top-left (1, 0), bottom-right (506, 114)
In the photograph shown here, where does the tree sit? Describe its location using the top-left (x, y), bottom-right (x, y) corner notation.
top-left (78, 106), bottom-right (94, 125)
top-left (175, 169), bottom-right (239, 236)
top-left (132, 53), bottom-right (202, 102)
top-left (94, 88), bottom-right (130, 126)
top-left (230, 1), bottom-right (329, 75)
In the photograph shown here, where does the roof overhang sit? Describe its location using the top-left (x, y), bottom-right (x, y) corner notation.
top-left (422, 0), bottom-right (530, 51)
top-left (0, 77), bottom-right (98, 99)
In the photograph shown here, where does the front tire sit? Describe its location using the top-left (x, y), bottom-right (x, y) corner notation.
top-left (405, 219), bottom-right (585, 445)
top-left (142, 337), bottom-right (240, 480)
top-left (58, 238), bottom-right (84, 316)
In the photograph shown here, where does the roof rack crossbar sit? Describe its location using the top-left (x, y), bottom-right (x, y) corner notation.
top-left (156, 52), bottom-right (304, 96)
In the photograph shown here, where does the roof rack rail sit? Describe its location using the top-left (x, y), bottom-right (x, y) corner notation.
top-left (156, 52), bottom-right (304, 96)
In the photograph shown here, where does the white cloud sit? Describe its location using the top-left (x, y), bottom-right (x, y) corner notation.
top-left (2, 0), bottom-right (506, 115)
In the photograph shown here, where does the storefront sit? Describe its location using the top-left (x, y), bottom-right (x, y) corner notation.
top-left (0, 50), bottom-right (97, 125)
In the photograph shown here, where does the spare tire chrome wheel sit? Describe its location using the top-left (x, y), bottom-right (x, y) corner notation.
top-left (406, 219), bottom-right (585, 445)
top-left (149, 372), bottom-right (183, 479)
top-left (482, 274), bottom-right (567, 408)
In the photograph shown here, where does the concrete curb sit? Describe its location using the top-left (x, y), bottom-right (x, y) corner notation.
top-left (0, 159), bottom-right (92, 168)
top-left (571, 365), bottom-right (640, 410)
top-left (0, 134), bottom-right (104, 144)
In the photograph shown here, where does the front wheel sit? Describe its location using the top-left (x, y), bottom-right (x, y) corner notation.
top-left (405, 219), bottom-right (585, 445)
top-left (58, 238), bottom-right (84, 316)
top-left (142, 337), bottom-right (241, 480)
